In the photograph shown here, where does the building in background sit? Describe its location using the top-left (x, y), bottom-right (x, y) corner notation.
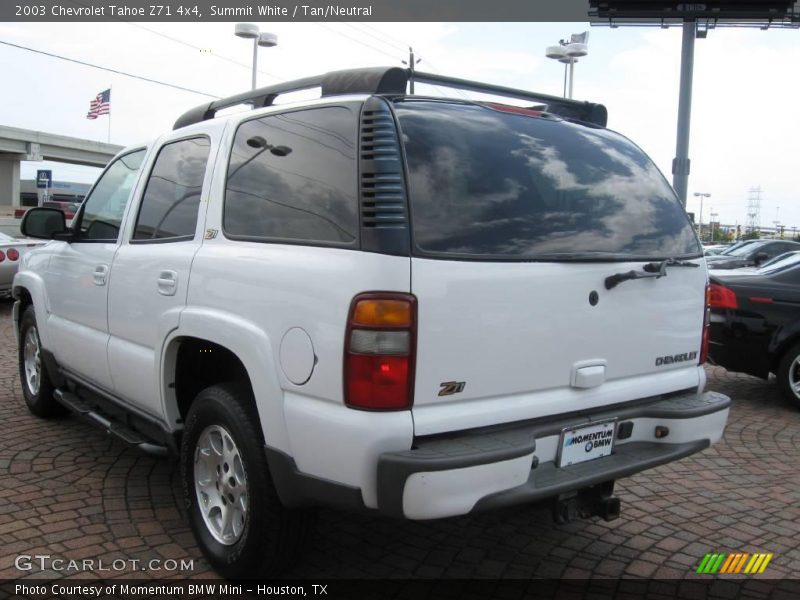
top-left (19, 179), bottom-right (91, 207)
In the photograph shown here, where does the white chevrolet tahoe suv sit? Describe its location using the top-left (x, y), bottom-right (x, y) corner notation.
top-left (14, 67), bottom-right (730, 578)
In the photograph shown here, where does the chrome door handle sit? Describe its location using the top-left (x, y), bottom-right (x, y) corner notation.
top-left (157, 270), bottom-right (178, 296)
top-left (93, 265), bottom-right (108, 286)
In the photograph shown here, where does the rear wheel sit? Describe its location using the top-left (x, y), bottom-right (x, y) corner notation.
top-left (776, 343), bottom-right (800, 409)
top-left (18, 305), bottom-right (65, 418)
top-left (181, 383), bottom-right (315, 578)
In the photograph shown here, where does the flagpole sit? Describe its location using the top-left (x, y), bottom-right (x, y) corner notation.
top-left (107, 85), bottom-right (112, 143)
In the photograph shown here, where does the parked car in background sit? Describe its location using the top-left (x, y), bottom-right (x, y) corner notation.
top-left (0, 232), bottom-right (48, 296)
top-left (714, 251), bottom-right (800, 278)
top-left (42, 201), bottom-right (81, 220)
top-left (702, 244), bottom-right (728, 256)
top-left (706, 240), bottom-right (800, 270)
top-left (709, 260), bottom-right (800, 408)
top-left (717, 239), bottom-right (762, 255)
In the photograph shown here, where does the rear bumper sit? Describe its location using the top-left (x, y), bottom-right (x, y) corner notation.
top-left (376, 390), bottom-right (730, 519)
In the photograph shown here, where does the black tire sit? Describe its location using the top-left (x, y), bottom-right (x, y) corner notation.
top-left (180, 383), bottom-right (316, 579)
top-left (776, 343), bottom-right (800, 409)
top-left (18, 305), bottom-right (65, 418)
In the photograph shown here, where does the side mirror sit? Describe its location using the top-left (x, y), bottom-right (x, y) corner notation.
top-left (20, 208), bottom-right (68, 240)
top-left (754, 252), bottom-right (769, 265)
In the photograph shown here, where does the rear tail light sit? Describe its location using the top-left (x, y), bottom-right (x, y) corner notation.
top-left (6, 248), bottom-right (19, 261)
top-left (344, 293), bottom-right (416, 410)
top-left (708, 282), bottom-right (738, 309)
top-left (700, 284), bottom-right (710, 364)
top-left (0, 250), bottom-right (5, 262)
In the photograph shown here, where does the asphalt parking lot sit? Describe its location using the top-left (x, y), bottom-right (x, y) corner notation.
top-left (1, 298), bottom-right (799, 584)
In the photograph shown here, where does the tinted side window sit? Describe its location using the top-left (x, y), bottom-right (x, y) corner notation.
top-left (224, 107), bottom-right (358, 246)
top-left (80, 150), bottom-right (146, 241)
top-left (133, 137), bottom-right (210, 241)
top-left (776, 265), bottom-right (800, 284)
top-left (395, 101), bottom-right (701, 260)
top-left (774, 243), bottom-right (797, 256)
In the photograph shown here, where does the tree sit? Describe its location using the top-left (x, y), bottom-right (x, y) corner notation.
top-left (711, 228), bottom-right (730, 242)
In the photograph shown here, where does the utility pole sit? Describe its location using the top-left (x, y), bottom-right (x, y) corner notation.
top-left (403, 47), bottom-right (421, 94)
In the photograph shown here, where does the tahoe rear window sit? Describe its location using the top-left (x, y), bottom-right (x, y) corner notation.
top-left (395, 101), bottom-right (701, 260)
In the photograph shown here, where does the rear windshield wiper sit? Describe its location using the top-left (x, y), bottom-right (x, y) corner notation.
top-left (643, 258), bottom-right (700, 271)
top-left (605, 258), bottom-right (699, 290)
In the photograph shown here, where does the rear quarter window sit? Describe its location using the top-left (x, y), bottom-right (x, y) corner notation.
top-left (223, 106), bottom-right (359, 247)
top-left (395, 101), bottom-right (701, 260)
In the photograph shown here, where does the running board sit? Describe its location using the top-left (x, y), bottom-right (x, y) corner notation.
top-left (54, 390), bottom-right (169, 456)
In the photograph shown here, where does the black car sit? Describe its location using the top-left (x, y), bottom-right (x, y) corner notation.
top-left (706, 239), bottom-right (800, 270)
top-left (708, 259), bottom-right (800, 408)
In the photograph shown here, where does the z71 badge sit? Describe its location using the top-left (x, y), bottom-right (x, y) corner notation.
top-left (438, 381), bottom-right (466, 396)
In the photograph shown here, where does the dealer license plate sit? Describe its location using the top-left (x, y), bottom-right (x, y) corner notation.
top-left (557, 420), bottom-right (616, 467)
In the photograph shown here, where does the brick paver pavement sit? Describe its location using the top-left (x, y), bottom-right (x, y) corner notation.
top-left (1, 298), bottom-right (798, 581)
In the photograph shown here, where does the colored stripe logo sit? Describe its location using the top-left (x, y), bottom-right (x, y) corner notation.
top-left (697, 552), bottom-right (773, 574)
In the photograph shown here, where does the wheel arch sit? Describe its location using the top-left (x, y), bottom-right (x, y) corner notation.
top-left (768, 322), bottom-right (800, 373)
top-left (12, 273), bottom-right (51, 347)
top-left (162, 307), bottom-right (290, 453)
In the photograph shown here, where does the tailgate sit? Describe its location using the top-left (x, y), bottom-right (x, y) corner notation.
top-left (411, 258), bottom-right (706, 434)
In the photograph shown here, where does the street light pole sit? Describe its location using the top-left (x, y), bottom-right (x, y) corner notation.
top-left (251, 36), bottom-right (259, 90)
top-left (672, 21), bottom-right (697, 208)
top-left (693, 192), bottom-right (710, 241)
top-left (235, 23), bottom-right (278, 90)
top-left (568, 60), bottom-right (575, 98)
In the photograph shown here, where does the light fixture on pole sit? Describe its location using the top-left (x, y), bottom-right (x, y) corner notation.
top-left (545, 32), bottom-right (589, 99)
top-left (235, 23), bottom-right (278, 90)
top-left (693, 192), bottom-right (710, 241)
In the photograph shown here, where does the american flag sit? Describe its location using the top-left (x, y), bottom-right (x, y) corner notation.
top-left (86, 89), bottom-right (111, 120)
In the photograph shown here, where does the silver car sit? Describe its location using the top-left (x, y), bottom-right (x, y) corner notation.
top-left (0, 232), bottom-right (47, 296)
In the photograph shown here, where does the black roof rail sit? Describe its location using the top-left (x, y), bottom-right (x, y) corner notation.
top-left (173, 66), bottom-right (408, 130)
top-left (173, 66), bottom-right (607, 130)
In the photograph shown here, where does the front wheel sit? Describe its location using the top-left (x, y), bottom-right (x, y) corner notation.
top-left (776, 343), bottom-right (800, 409)
top-left (18, 305), bottom-right (65, 418)
top-left (180, 383), bottom-right (315, 578)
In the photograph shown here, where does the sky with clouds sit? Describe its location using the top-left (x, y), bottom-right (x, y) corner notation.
top-left (1, 20), bottom-right (798, 230)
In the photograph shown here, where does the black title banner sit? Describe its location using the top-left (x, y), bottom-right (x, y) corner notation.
top-left (6, 0), bottom-right (594, 22)
top-left (7, 1), bottom-right (800, 23)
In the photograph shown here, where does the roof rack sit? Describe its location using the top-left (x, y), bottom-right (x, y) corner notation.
top-left (173, 66), bottom-right (607, 130)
